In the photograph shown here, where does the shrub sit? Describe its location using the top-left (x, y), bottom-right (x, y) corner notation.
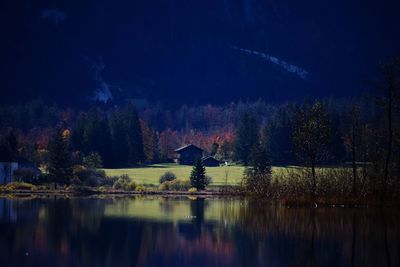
top-left (98, 186), bottom-right (110, 192)
top-left (188, 187), bottom-right (197, 193)
top-left (159, 179), bottom-right (191, 191)
top-left (3, 182), bottom-right (37, 191)
top-left (70, 176), bottom-right (82, 185)
top-left (83, 152), bottom-right (103, 168)
top-left (135, 185), bottom-right (146, 192)
top-left (35, 185), bottom-right (49, 191)
top-left (243, 170), bottom-right (272, 195)
top-left (38, 173), bottom-right (52, 183)
top-left (13, 168), bottom-right (38, 183)
top-left (113, 175), bottom-right (136, 191)
top-left (65, 184), bottom-right (97, 194)
top-left (107, 176), bottom-right (119, 184)
top-left (159, 171), bottom-right (177, 184)
top-left (73, 165), bottom-right (113, 187)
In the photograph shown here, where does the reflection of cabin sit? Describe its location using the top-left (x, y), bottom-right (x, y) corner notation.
top-left (175, 144), bottom-right (204, 165)
top-left (201, 156), bottom-right (221, 167)
top-left (0, 146), bottom-right (40, 184)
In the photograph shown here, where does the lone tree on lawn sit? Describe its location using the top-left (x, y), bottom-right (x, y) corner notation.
top-left (292, 100), bottom-right (331, 200)
top-left (48, 126), bottom-right (73, 184)
top-left (190, 159), bottom-right (207, 190)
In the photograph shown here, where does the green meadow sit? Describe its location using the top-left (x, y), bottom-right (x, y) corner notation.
top-left (102, 163), bottom-right (292, 186)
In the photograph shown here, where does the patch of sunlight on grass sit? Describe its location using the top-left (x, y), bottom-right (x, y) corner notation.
top-left (102, 164), bottom-right (311, 186)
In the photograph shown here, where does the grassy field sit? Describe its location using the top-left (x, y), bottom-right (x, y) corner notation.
top-left (103, 163), bottom-right (291, 186)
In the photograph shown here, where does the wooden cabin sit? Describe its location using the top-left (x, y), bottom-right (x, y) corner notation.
top-left (201, 156), bottom-right (221, 167)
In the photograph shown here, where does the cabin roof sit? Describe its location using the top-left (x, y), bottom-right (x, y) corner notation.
top-left (174, 144), bottom-right (204, 152)
top-left (201, 156), bottom-right (220, 162)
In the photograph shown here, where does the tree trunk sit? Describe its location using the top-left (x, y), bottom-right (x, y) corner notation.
top-left (351, 137), bottom-right (357, 197)
top-left (383, 100), bottom-right (393, 203)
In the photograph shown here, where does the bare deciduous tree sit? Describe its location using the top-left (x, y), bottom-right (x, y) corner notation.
top-left (292, 100), bottom-right (331, 200)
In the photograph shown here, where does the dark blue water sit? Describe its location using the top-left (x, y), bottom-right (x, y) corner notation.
top-left (0, 196), bottom-right (399, 267)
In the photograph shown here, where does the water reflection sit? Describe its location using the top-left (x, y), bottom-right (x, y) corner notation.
top-left (0, 196), bottom-right (399, 267)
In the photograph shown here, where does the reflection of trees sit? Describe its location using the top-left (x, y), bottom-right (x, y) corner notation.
top-left (159, 197), bottom-right (175, 214)
top-left (0, 197), bottom-right (145, 266)
top-left (221, 199), bottom-right (400, 267)
top-left (176, 197), bottom-right (209, 239)
top-left (190, 197), bottom-right (207, 226)
top-left (0, 197), bottom-right (400, 267)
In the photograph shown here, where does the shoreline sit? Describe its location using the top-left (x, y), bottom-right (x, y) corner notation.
top-left (1, 189), bottom-right (399, 208)
top-left (0, 189), bottom-right (237, 197)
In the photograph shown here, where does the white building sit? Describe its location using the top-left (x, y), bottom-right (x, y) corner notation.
top-left (0, 161), bottom-right (18, 184)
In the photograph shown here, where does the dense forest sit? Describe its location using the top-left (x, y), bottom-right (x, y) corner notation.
top-left (0, 58), bottom-right (400, 201)
top-left (0, 59), bottom-right (399, 172)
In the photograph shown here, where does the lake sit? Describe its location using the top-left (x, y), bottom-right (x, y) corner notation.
top-left (0, 196), bottom-right (399, 267)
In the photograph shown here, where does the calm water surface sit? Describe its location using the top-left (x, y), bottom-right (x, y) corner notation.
top-left (0, 196), bottom-right (399, 267)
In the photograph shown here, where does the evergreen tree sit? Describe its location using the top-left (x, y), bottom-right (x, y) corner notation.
top-left (71, 113), bottom-right (87, 152)
top-left (235, 113), bottom-right (259, 165)
top-left (110, 111), bottom-right (129, 166)
top-left (97, 115), bottom-right (112, 166)
top-left (48, 127), bottom-right (73, 184)
top-left (190, 159), bottom-right (207, 190)
top-left (3, 130), bottom-right (18, 157)
top-left (141, 120), bottom-right (160, 163)
top-left (73, 108), bottom-right (112, 167)
top-left (124, 104), bottom-right (145, 164)
top-left (262, 105), bottom-right (296, 165)
top-left (249, 144), bottom-right (272, 175)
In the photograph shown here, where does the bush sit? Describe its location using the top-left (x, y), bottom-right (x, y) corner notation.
top-left (113, 175), bottom-right (137, 191)
top-left (135, 185), bottom-right (146, 192)
top-left (188, 187), bottom-right (197, 193)
top-left (159, 171), bottom-right (177, 184)
top-left (2, 182), bottom-right (37, 191)
top-left (159, 179), bottom-right (191, 191)
top-left (65, 184), bottom-right (97, 194)
top-left (107, 176), bottom-right (119, 184)
top-left (73, 165), bottom-right (113, 187)
top-left (243, 171), bottom-right (272, 195)
top-left (83, 152), bottom-right (103, 168)
top-left (13, 168), bottom-right (38, 183)
top-left (38, 173), bottom-right (52, 183)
